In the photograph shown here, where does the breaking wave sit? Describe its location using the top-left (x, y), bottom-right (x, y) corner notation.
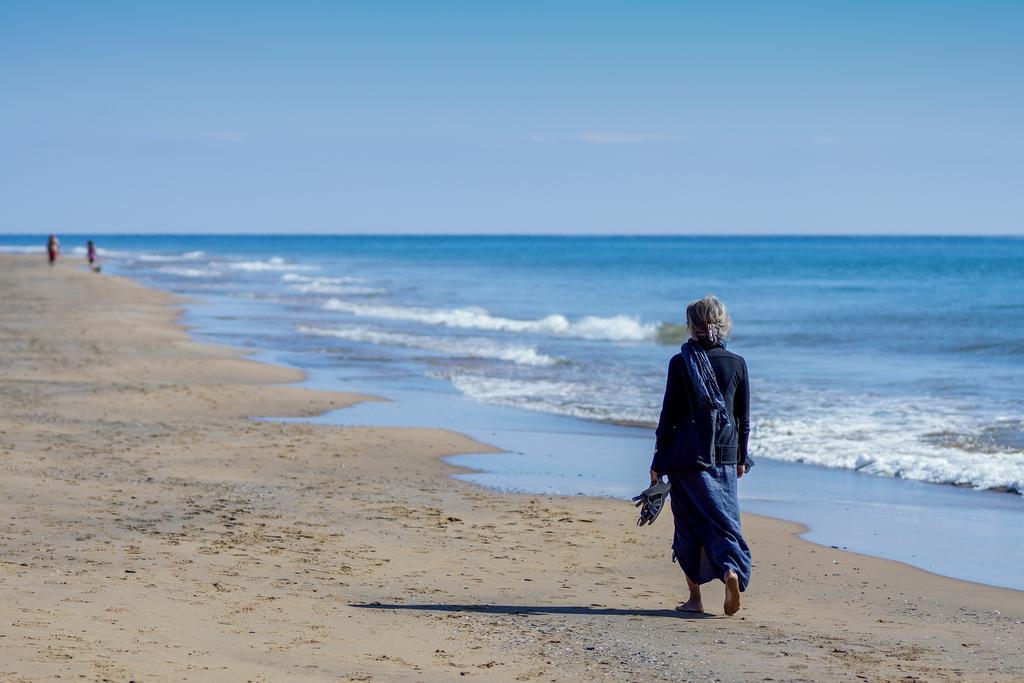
top-left (288, 282), bottom-right (385, 295)
top-left (0, 244), bottom-right (45, 254)
top-left (297, 325), bottom-right (558, 366)
top-left (281, 274), bottom-right (382, 295)
top-left (281, 273), bottom-right (366, 284)
top-left (446, 374), bottom-right (655, 424)
top-left (751, 396), bottom-right (1024, 493)
top-left (137, 250), bottom-right (207, 262)
top-left (321, 299), bottom-right (656, 341)
top-left (446, 374), bottom-right (1024, 493)
top-left (63, 247), bottom-right (207, 262)
top-left (222, 257), bottom-right (317, 272)
top-left (156, 266), bottom-right (223, 278)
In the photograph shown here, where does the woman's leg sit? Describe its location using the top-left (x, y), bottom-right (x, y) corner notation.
top-left (676, 573), bottom-right (704, 612)
top-left (692, 466), bottom-right (752, 593)
top-left (670, 467), bottom-right (751, 617)
top-left (723, 568), bottom-right (741, 615)
top-left (669, 474), bottom-right (710, 612)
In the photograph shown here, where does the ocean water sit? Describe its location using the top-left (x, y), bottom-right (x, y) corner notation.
top-left (11, 234), bottom-right (1023, 493)
top-left (8, 234), bottom-right (1024, 588)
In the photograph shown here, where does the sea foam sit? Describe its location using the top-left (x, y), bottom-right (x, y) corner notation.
top-left (448, 374), bottom-right (1024, 493)
top-left (281, 273), bottom-right (366, 284)
top-left (222, 257), bottom-right (317, 272)
top-left (137, 250), bottom-right (207, 262)
top-left (288, 282), bottom-right (384, 295)
top-left (282, 274), bottom-right (382, 295)
top-left (157, 266), bottom-right (223, 278)
top-left (752, 398), bottom-right (1024, 493)
top-left (447, 374), bottom-right (655, 424)
top-left (0, 244), bottom-right (46, 254)
top-left (298, 325), bottom-right (558, 366)
top-left (321, 299), bottom-right (655, 342)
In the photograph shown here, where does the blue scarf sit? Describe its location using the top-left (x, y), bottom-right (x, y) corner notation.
top-left (681, 339), bottom-right (731, 434)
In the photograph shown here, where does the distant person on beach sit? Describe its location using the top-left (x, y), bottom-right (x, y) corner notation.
top-left (86, 240), bottom-right (100, 272)
top-left (47, 234), bottom-right (60, 266)
top-left (649, 295), bottom-right (752, 616)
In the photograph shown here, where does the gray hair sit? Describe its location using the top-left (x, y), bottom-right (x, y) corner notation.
top-left (686, 295), bottom-right (733, 345)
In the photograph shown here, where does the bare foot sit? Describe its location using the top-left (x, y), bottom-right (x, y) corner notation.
top-left (723, 570), bottom-right (741, 616)
top-left (675, 597), bottom-right (704, 613)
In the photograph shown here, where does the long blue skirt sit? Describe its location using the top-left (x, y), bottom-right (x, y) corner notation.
top-left (668, 465), bottom-right (752, 591)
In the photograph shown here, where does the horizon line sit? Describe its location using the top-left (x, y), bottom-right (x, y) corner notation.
top-left (2, 231), bottom-right (1021, 239)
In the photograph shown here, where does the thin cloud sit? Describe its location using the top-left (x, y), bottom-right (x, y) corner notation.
top-left (576, 131), bottom-right (686, 145)
top-left (527, 132), bottom-right (686, 145)
top-left (811, 135), bottom-right (844, 146)
top-left (203, 130), bottom-right (245, 144)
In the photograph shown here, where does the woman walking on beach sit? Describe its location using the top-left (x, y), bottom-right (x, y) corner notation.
top-left (47, 234), bottom-right (60, 266)
top-left (650, 295), bottom-right (752, 615)
top-left (86, 240), bottom-right (99, 272)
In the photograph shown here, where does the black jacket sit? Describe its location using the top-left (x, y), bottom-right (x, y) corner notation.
top-left (651, 344), bottom-right (750, 473)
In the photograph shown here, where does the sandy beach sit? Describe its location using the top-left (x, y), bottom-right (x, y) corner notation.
top-left (0, 254), bottom-right (1021, 682)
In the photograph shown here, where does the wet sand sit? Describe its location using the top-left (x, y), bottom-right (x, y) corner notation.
top-left (1, 254), bottom-right (1021, 682)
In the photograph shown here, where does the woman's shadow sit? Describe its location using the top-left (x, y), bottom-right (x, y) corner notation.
top-left (351, 602), bottom-right (715, 619)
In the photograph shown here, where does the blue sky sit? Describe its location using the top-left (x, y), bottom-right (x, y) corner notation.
top-left (1, 1), bottom-right (1021, 234)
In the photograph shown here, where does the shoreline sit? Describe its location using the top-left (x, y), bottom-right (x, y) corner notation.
top-left (1, 254), bottom-right (1021, 681)
top-left (298, 382), bottom-right (1024, 591)
top-left (158, 297), bottom-right (1024, 598)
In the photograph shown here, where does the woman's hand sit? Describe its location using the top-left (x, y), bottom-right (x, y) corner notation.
top-left (736, 464), bottom-right (746, 478)
top-left (650, 469), bottom-right (660, 485)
